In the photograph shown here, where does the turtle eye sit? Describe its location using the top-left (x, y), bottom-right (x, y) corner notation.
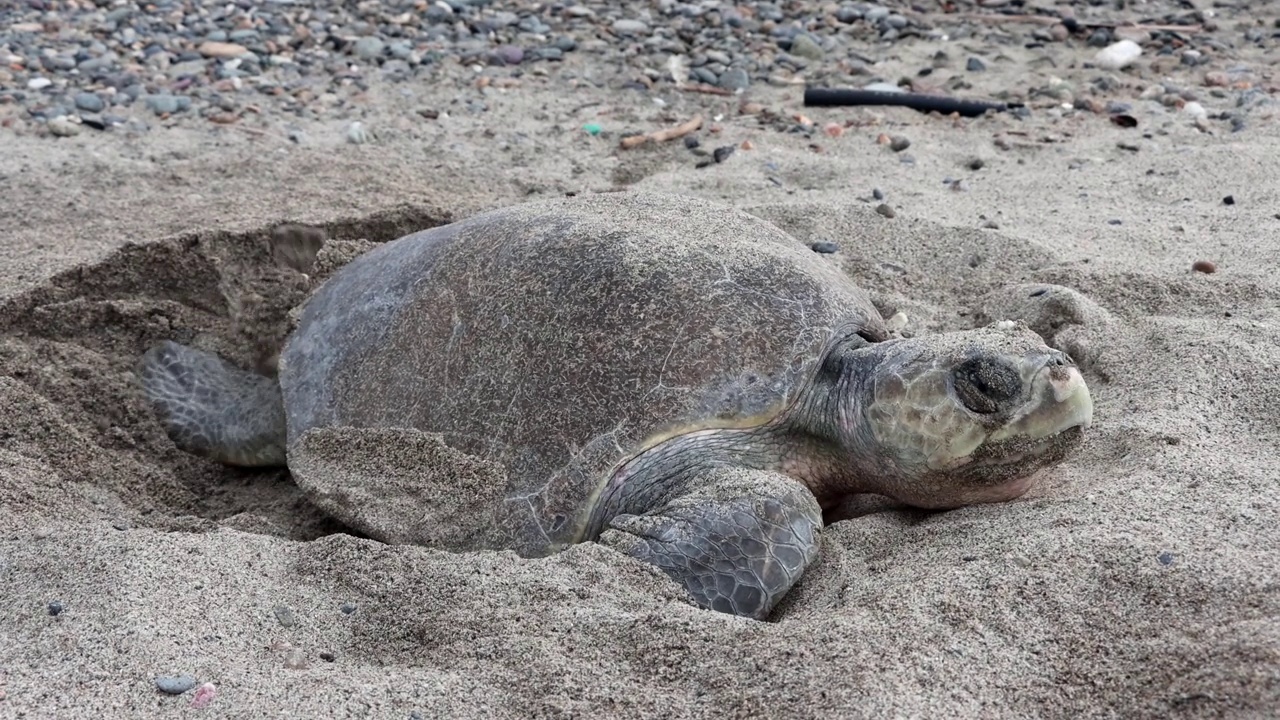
top-left (951, 356), bottom-right (1021, 414)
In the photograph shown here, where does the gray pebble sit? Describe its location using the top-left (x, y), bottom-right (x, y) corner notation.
top-left (884, 14), bottom-right (908, 29)
top-left (341, 603), bottom-right (357, 614)
top-left (810, 241), bottom-right (839, 254)
top-left (889, 136), bottom-right (910, 152)
top-left (865, 7), bottom-right (891, 23)
top-left (875, 204), bottom-right (896, 218)
top-left (155, 675), bottom-right (198, 695)
top-left (47, 117), bottom-right (80, 137)
top-left (836, 5), bottom-right (863, 23)
top-left (74, 92), bottom-right (105, 112)
top-left (789, 33), bottom-right (824, 61)
top-left (966, 57), bottom-right (986, 72)
top-left (611, 19), bottom-right (649, 36)
top-left (48, 600), bottom-right (64, 615)
top-left (872, 187), bottom-right (885, 200)
top-left (1087, 29), bottom-right (1112, 47)
top-left (719, 68), bottom-right (750, 91)
top-left (273, 604), bottom-right (297, 628)
top-left (143, 94), bottom-right (189, 115)
top-left (354, 37), bottom-right (385, 60)
top-left (492, 45), bottom-right (524, 65)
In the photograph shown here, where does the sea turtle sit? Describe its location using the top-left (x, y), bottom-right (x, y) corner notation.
top-left (137, 192), bottom-right (1094, 620)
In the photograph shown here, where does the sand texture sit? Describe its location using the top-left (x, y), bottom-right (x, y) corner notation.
top-left (2, 3), bottom-right (1279, 718)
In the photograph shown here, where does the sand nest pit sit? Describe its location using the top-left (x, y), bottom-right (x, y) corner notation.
top-left (0, 204), bottom-right (449, 540)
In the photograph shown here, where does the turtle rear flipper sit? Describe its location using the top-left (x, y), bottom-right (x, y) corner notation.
top-left (137, 340), bottom-right (288, 467)
top-left (598, 469), bottom-right (822, 620)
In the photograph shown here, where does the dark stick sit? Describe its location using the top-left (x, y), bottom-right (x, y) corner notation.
top-left (803, 87), bottom-right (1020, 117)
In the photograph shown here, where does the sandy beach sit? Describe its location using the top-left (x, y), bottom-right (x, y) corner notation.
top-left (1, 1), bottom-right (1277, 717)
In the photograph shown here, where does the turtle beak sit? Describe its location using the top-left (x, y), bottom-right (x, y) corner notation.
top-left (990, 351), bottom-right (1093, 443)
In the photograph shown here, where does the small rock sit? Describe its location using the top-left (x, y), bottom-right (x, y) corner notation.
top-left (683, 135), bottom-right (700, 149)
top-left (47, 117), bottom-right (79, 137)
top-left (872, 187), bottom-right (885, 200)
top-left (340, 603), bottom-right (357, 614)
top-left (889, 136), bottom-right (910, 152)
top-left (789, 33), bottom-right (824, 61)
top-left (1157, 551), bottom-right (1176, 566)
top-left (491, 45), bottom-right (523, 66)
top-left (1222, 195), bottom-right (1235, 206)
top-left (712, 145), bottom-right (735, 163)
top-left (611, 19), bottom-right (649, 36)
top-left (875, 204), bottom-right (896, 218)
top-left (1192, 260), bottom-right (1216, 274)
top-left (273, 604), bottom-right (297, 628)
top-left (966, 158), bottom-right (985, 171)
top-left (198, 41), bottom-right (248, 59)
top-left (320, 651), bottom-right (336, 662)
top-left (1203, 71), bottom-right (1229, 88)
top-left (353, 37), bottom-right (385, 61)
top-left (810, 241), bottom-right (839, 254)
top-left (1182, 102), bottom-right (1208, 120)
top-left (346, 121), bottom-right (371, 144)
top-left (719, 68), bottom-right (750, 91)
top-left (74, 92), bottom-right (104, 112)
top-left (27, 77), bottom-right (52, 90)
top-left (47, 600), bottom-right (64, 616)
top-left (1095, 40), bottom-right (1142, 71)
top-left (155, 675), bottom-right (198, 695)
top-left (143, 94), bottom-right (188, 115)
top-left (966, 57), bottom-right (986, 72)
top-left (284, 648), bottom-right (308, 670)
top-left (1087, 29), bottom-right (1112, 48)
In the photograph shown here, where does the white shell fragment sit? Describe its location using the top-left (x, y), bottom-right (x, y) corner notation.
top-left (1095, 40), bottom-right (1142, 71)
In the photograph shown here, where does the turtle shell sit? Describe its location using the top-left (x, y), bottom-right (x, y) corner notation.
top-left (278, 192), bottom-right (886, 556)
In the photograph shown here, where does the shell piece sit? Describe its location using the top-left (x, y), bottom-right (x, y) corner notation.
top-left (277, 192), bottom-right (885, 556)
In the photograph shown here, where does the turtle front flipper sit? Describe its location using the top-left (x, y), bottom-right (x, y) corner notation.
top-left (597, 469), bottom-right (822, 620)
top-left (136, 340), bottom-right (288, 467)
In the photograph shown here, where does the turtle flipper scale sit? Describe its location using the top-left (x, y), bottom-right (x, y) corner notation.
top-left (137, 340), bottom-right (288, 468)
top-left (598, 470), bottom-right (822, 620)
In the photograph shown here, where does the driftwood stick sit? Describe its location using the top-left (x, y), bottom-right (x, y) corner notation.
top-left (619, 114), bottom-right (704, 149)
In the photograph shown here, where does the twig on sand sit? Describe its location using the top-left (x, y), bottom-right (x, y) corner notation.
top-left (680, 83), bottom-right (734, 96)
top-left (619, 114), bottom-right (704, 149)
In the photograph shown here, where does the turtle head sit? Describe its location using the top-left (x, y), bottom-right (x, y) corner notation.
top-left (814, 320), bottom-right (1093, 509)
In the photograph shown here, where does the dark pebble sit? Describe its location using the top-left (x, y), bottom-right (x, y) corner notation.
top-left (1222, 195), bottom-right (1235, 205)
top-left (875, 204), bottom-right (896, 218)
top-left (966, 157), bottom-right (985, 170)
top-left (320, 651), bottom-right (336, 662)
top-left (340, 603), bottom-right (357, 615)
top-left (48, 600), bottom-right (63, 616)
top-left (966, 57), bottom-right (986, 72)
top-left (1087, 29), bottom-right (1112, 47)
top-left (1157, 551), bottom-right (1176, 566)
top-left (155, 675), bottom-right (198, 695)
top-left (872, 187), bottom-right (885, 200)
top-left (889, 136), bottom-right (910, 152)
top-left (712, 145), bottom-right (735, 163)
top-left (1107, 219), bottom-right (1122, 225)
top-left (810, 241), bottom-right (839, 254)
top-left (1192, 259), bottom-right (1217, 274)
top-left (683, 135), bottom-right (700, 149)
